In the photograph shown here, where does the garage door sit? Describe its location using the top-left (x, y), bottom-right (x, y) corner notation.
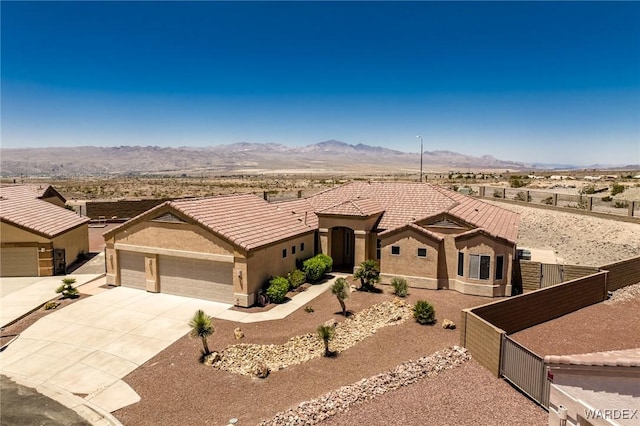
top-left (119, 251), bottom-right (146, 290)
top-left (159, 255), bottom-right (233, 303)
top-left (0, 247), bottom-right (38, 277)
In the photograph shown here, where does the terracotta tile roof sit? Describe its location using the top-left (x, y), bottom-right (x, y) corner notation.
top-left (317, 197), bottom-right (384, 217)
top-left (0, 186), bottom-right (88, 238)
top-left (545, 348), bottom-right (640, 368)
top-left (280, 182), bottom-right (519, 243)
top-left (168, 193), bottom-right (314, 251)
top-left (378, 223), bottom-right (444, 241)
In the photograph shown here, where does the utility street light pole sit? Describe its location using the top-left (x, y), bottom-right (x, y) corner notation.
top-left (416, 135), bottom-right (423, 182)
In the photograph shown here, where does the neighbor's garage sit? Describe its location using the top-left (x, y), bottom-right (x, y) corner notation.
top-left (0, 246), bottom-right (38, 277)
top-left (158, 255), bottom-right (234, 303)
top-left (118, 251), bottom-right (146, 290)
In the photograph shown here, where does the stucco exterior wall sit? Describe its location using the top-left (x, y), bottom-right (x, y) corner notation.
top-left (52, 224), bottom-right (89, 266)
top-left (455, 233), bottom-right (515, 296)
top-left (111, 220), bottom-right (235, 255)
top-left (0, 222), bottom-right (50, 243)
top-left (379, 228), bottom-right (441, 289)
top-left (244, 232), bottom-right (315, 306)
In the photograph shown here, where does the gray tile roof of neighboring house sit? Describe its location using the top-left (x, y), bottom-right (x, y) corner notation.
top-left (545, 348), bottom-right (640, 368)
top-left (280, 182), bottom-right (519, 243)
top-left (0, 185), bottom-right (88, 238)
top-left (168, 193), bottom-right (315, 251)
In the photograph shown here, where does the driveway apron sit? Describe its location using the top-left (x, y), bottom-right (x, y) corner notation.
top-left (0, 287), bottom-right (231, 413)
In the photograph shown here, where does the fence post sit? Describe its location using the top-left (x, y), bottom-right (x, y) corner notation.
top-left (552, 193), bottom-right (557, 206)
top-left (587, 196), bottom-right (593, 211)
top-left (629, 201), bottom-right (635, 217)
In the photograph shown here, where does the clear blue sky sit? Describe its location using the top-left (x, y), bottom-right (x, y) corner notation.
top-left (2, 1), bottom-right (639, 166)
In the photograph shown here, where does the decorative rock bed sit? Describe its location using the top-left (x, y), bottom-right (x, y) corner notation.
top-left (259, 346), bottom-right (471, 425)
top-left (209, 300), bottom-right (413, 377)
top-left (606, 282), bottom-right (640, 304)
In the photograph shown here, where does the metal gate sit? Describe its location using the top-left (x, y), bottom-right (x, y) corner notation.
top-left (541, 264), bottom-right (564, 288)
top-left (500, 335), bottom-right (549, 409)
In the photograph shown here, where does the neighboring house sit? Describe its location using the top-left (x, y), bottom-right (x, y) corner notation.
top-left (103, 193), bottom-right (316, 307)
top-left (105, 182), bottom-right (519, 305)
top-left (546, 349), bottom-right (640, 426)
top-left (0, 185), bottom-right (90, 277)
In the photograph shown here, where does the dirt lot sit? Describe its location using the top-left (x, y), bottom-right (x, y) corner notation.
top-left (510, 296), bottom-right (640, 357)
top-left (113, 286), bottom-right (546, 426)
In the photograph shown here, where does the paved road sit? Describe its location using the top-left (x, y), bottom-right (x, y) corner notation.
top-left (1, 375), bottom-right (90, 426)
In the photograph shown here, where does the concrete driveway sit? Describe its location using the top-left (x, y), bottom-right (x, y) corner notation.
top-left (0, 287), bottom-right (231, 413)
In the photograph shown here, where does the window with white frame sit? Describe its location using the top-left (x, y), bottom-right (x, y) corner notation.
top-left (417, 247), bottom-right (427, 258)
top-left (469, 254), bottom-right (490, 280)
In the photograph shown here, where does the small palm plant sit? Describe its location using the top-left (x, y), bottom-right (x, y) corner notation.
top-left (56, 278), bottom-right (79, 299)
top-left (189, 309), bottom-right (214, 355)
top-left (317, 324), bottom-right (335, 357)
top-left (331, 278), bottom-right (350, 316)
top-left (354, 259), bottom-right (380, 291)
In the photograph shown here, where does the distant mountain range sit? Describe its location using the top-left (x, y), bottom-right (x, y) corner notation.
top-left (1, 140), bottom-right (632, 177)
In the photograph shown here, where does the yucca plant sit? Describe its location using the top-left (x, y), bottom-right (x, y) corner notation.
top-left (354, 259), bottom-right (380, 291)
top-left (189, 309), bottom-right (214, 355)
top-left (331, 278), bottom-right (350, 316)
top-left (317, 324), bottom-right (335, 357)
top-left (391, 277), bottom-right (408, 297)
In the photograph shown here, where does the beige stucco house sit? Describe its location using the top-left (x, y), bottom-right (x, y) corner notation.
top-left (0, 185), bottom-right (89, 276)
top-left (103, 193), bottom-right (315, 307)
top-left (546, 349), bottom-right (640, 426)
top-left (282, 182), bottom-right (519, 297)
top-left (105, 182), bottom-right (519, 306)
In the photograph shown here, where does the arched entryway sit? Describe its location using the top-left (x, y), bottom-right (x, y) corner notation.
top-left (330, 227), bottom-right (355, 272)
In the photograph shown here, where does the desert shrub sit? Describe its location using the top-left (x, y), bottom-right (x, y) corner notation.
top-left (601, 195), bottom-right (613, 202)
top-left (514, 191), bottom-right (531, 202)
top-left (611, 183), bottom-right (625, 196)
top-left (287, 269), bottom-right (306, 289)
top-left (413, 300), bottom-right (436, 325)
top-left (391, 277), bottom-right (408, 297)
top-left (580, 185), bottom-right (596, 195)
top-left (56, 278), bottom-right (79, 299)
top-left (493, 189), bottom-right (503, 198)
top-left (304, 306), bottom-right (314, 313)
top-left (303, 257), bottom-right (327, 283)
top-left (614, 200), bottom-right (628, 209)
top-left (509, 176), bottom-right (527, 188)
top-left (266, 277), bottom-right (289, 304)
top-left (541, 196), bottom-right (554, 205)
top-left (43, 301), bottom-right (60, 310)
top-left (315, 254), bottom-right (333, 273)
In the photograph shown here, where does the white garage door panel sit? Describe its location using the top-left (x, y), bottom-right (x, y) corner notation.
top-left (159, 255), bottom-right (233, 303)
top-left (0, 247), bottom-right (38, 277)
top-left (119, 251), bottom-right (146, 290)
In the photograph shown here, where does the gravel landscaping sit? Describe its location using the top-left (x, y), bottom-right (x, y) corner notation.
top-left (511, 285), bottom-right (640, 357)
top-left (114, 287), bottom-right (524, 426)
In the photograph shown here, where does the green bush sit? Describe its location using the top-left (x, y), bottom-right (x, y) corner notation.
top-left (315, 254), bottom-right (333, 273)
top-left (614, 200), bottom-right (628, 209)
top-left (541, 196), bottom-right (554, 205)
top-left (413, 300), bottom-right (436, 325)
top-left (43, 301), bottom-right (60, 310)
top-left (514, 191), bottom-right (531, 202)
top-left (580, 185), bottom-right (596, 195)
top-left (266, 277), bottom-right (289, 304)
top-left (611, 183), bottom-right (625, 196)
top-left (509, 176), bottom-right (527, 188)
top-left (493, 189), bottom-right (503, 198)
top-left (287, 269), bottom-right (306, 289)
top-left (391, 277), bottom-right (408, 297)
top-left (56, 278), bottom-right (79, 299)
top-left (303, 257), bottom-right (326, 283)
top-left (601, 195), bottom-right (613, 202)
top-left (354, 259), bottom-right (380, 291)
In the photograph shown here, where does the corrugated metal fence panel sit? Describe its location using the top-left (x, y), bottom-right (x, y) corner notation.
top-left (541, 264), bottom-right (563, 288)
top-left (500, 335), bottom-right (548, 409)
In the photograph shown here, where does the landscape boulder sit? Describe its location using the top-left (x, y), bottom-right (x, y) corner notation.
top-left (442, 319), bottom-right (456, 330)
